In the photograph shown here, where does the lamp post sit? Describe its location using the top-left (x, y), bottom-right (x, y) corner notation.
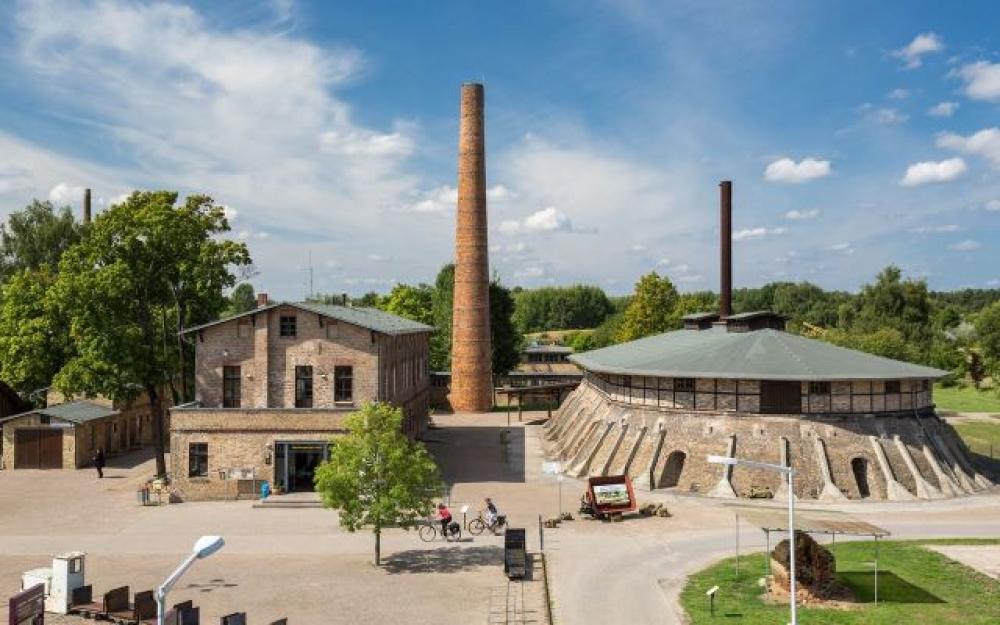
top-left (156, 536), bottom-right (225, 625)
top-left (707, 455), bottom-right (797, 625)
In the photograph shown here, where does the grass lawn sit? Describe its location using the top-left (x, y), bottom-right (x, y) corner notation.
top-left (952, 421), bottom-right (1000, 458)
top-left (934, 384), bottom-right (1000, 413)
top-left (679, 539), bottom-right (1000, 625)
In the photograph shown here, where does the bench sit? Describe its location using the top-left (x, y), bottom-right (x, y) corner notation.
top-left (107, 588), bottom-right (156, 624)
top-left (69, 584), bottom-right (129, 619)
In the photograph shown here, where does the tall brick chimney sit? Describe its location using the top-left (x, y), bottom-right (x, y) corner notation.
top-left (719, 180), bottom-right (732, 318)
top-left (83, 188), bottom-right (92, 224)
top-left (256, 292), bottom-right (269, 308)
top-left (450, 82), bottom-right (493, 412)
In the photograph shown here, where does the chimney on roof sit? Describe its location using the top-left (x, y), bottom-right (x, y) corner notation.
top-left (83, 188), bottom-right (92, 224)
top-left (342, 293), bottom-right (349, 306)
top-left (256, 292), bottom-right (269, 308)
top-left (719, 180), bottom-right (732, 318)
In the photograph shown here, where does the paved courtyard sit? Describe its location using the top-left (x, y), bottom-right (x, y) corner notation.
top-left (1, 410), bottom-right (999, 624)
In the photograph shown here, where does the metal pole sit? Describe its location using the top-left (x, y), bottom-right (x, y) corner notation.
top-left (874, 535), bottom-right (879, 605)
top-left (558, 475), bottom-right (563, 518)
top-left (735, 512), bottom-right (740, 579)
top-left (788, 469), bottom-right (797, 625)
top-left (765, 529), bottom-right (770, 578)
top-left (539, 514), bottom-right (544, 551)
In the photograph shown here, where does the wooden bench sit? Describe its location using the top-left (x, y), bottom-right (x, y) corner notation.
top-left (107, 589), bottom-right (156, 624)
top-left (69, 584), bottom-right (129, 619)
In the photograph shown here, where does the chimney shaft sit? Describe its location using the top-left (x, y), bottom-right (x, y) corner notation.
top-left (83, 188), bottom-right (92, 224)
top-left (256, 292), bottom-right (269, 308)
top-left (450, 82), bottom-right (493, 412)
top-left (719, 180), bottom-right (732, 318)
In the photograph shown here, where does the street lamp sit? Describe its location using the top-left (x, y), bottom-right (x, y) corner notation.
top-left (707, 455), bottom-right (797, 625)
top-left (156, 536), bottom-right (225, 625)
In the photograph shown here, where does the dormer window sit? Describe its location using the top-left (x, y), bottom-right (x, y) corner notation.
top-left (280, 315), bottom-right (297, 337)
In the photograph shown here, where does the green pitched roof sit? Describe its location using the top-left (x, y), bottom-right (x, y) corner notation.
top-left (569, 328), bottom-right (946, 381)
top-left (2, 400), bottom-right (118, 425)
top-left (182, 301), bottom-right (433, 336)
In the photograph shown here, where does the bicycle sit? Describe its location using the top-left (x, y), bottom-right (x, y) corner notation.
top-left (418, 517), bottom-right (462, 542)
top-left (467, 512), bottom-right (507, 536)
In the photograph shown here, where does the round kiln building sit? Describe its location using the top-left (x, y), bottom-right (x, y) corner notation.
top-left (544, 311), bottom-right (992, 501)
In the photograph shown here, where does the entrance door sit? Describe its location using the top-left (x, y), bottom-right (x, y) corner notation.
top-left (760, 381), bottom-right (802, 414)
top-left (275, 442), bottom-right (329, 493)
top-left (14, 428), bottom-right (63, 469)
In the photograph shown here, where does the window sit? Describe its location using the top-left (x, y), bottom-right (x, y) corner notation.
top-left (335, 366), bottom-right (353, 403)
top-left (223, 366), bottom-right (241, 408)
top-left (674, 378), bottom-right (695, 392)
top-left (280, 315), bottom-right (297, 337)
top-left (188, 443), bottom-right (208, 477)
top-left (808, 381), bottom-right (831, 395)
top-left (295, 366), bottom-right (313, 408)
top-left (885, 380), bottom-right (901, 394)
top-left (40, 415), bottom-right (51, 425)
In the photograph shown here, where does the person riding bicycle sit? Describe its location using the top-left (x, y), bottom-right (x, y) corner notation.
top-left (436, 503), bottom-right (453, 537)
top-left (484, 497), bottom-right (499, 528)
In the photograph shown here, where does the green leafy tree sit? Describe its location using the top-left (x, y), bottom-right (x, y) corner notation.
top-left (490, 280), bottom-right (522, 376)
top-left (381, 283), bottom-right (434, 326)
top-left (849, 266), bottom-right (934, 361)
top-left (975, 301), bottom-right (1000, 382)
top-left (227, 283), bottom-right (257, 315)
top-left (51, 191), bottom-right (249, 476)
top-left (616, 272), bottom-right (679, 342)
top-left (430, 265), bottom-right (455, 371)
top-left (512, 285), bottom-right (614, 333)
top-left (0, 267), bottom-right (72, 400)
top-left (314, 403), bottom-right (442, 565)
top-left (354, 291), bottom-right (383, 308)
top-left (0, 200), bottom-right (82, 281)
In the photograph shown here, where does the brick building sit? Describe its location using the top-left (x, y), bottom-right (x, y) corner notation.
top-left (170, 299), bottom-right (432, 500)
top-left (544, 312), bottom-right (993, 501)
top-left (1, 390), bottom-right (163, 470)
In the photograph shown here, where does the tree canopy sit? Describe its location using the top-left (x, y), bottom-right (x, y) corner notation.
top-left (616, 272), bottom-right (680, 342)
top-left (512, 285), bottom-right (614, 333)
top-left (50, 191), bottom-right (249, 476)
top-left (314, 402), bottom-right (442, 565)
top-left (0, 200), bottom-right (82, 281)
top-left (227, 283), bottom-right (257, 315)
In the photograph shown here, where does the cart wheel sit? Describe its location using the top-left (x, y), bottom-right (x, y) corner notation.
top-left (446, 525), bottom-right (462, 542)
top-left (468, 518), bottom-right (486, 536)
top-left (418, 524), bottom-right (436, 542)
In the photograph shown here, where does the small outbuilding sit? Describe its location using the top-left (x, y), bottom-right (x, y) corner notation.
top-left (0, 400), bottom-right (138, 470)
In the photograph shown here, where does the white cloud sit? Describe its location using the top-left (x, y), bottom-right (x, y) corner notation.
top-left (655, 258), bottom-right (671, 267)
top-left (899, 158), bottom-right (967, 186)
top-left (909, 224), bottom-right (960, 233)
top-left (368, 253), bottom-right (389, 262)
top-left (936, 128), bottom-right (1000, 170)
top-left (48, 182), bottom-right (85, 206)
top-left (221, 205), bottom-right (238, 222)
top-left (986, 199), bottom-right (1000, 212)
top-left (871, 107), bottom-right (908, 125)
top-left (627, 244), bottom-right (647, 254)
top-left (499, 206), bottom-right (575, 235)
top-left (515, 266), bottom-right (546, 280)
top-left (955, 61), bottom-right (1000, 102)
top-left (784, 208), bottom-right (820, 220)
top-left (950, 239), bottom-right (981, 251)
top-left (733, 226), bottom-right (787, 241)
top-left (831, 243), bottom-right (855, 255)
top-left (402, 184), bottom-right (513, 214)
top-left (487, 185), bottom-right (516, 201)
top-left (927, 101), bottom-right (958, 117)
top-left (888, 88), bottom-right (910, 100)
top-left (764, 157), bottom-right (831, 183)
top-left (892, 32), bottom-right (944, 69)
top-left (675, 273), bottom-right (704, 283)
top-left (319, 129), bottom-right (414, 157)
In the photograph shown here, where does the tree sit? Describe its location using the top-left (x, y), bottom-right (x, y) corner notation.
top-left (975, 301), bottom-right (1000, 381)
top-left (0, 200), bottom-right (82, 281)
top-left (490, 280), bottom-right (522, 376)
top-left (0, 267), bottom-right (72, 401)
top-left (512, 285), bottom-right (614, 333)
top-left (616, 272), bottom-right (679, 342)
top-left (227, 283), bottom-right (257, 315)
top-left (314, 403), bottom-right (442, 565)
top-left (51, 191), bottom-right (249, 476)
top-left (849, 266), bottom-right (934, 361)
top-left (430, 265), bottom-right (455, 372)
top-left (381, 283), bottom-right (435, 326)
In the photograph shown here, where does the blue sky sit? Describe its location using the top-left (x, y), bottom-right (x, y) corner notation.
top-left (0, 0), bottom-right (998, 299)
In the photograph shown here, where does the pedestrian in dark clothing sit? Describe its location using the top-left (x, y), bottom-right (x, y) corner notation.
top-left (93, 449), bottom-right (105, 478)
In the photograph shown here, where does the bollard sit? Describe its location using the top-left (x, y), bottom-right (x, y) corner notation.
top-left (706, 585), bottom-right (719, 617)
top-left (538, 514), bottom-right (544, 551)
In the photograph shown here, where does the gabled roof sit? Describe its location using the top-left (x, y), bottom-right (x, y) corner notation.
top-left (569, 328), bottom-right (946, 381)
top-left (182, 301), bottom-right (434, 336)
top-left (1, 400), bottom-right (118, 425)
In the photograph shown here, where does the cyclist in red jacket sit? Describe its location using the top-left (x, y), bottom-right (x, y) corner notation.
top-left (436, 503), bottom-right (453, 538)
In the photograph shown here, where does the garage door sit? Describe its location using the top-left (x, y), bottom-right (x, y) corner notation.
top-left (14, 428), bottom-right (63, 469)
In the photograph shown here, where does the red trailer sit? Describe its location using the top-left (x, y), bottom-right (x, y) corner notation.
top-left (579, 475), bottom-right (636, 520)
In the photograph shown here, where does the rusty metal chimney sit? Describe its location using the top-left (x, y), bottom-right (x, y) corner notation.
top-left (451, 82), bottom-right (493, 412)
top-left (719, 180), bottom-right (732, 318)
top-left (83, 188), bottom-right (92, 224)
